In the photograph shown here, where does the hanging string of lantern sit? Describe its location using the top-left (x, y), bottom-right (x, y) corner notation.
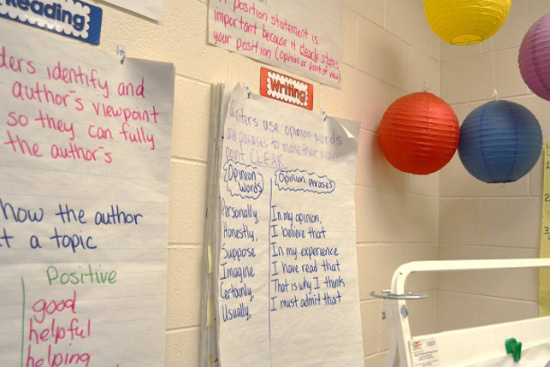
top-left (455, 9), bottom-right (544, 184)
top-left (377, 0), bottom-right (546, 184)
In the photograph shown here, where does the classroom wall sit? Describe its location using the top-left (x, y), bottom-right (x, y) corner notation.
top-left (342, 1), bottom-right (441, 364)
top-left (80, 0), bottom-right (550, 365)
top-left (88, 0), bottom-right (442, 365)
top-left (437, 0), bottom-right (550, 332)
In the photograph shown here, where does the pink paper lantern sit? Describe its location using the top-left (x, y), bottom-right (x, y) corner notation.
top-left (519, 13), bottom-right (550, 101)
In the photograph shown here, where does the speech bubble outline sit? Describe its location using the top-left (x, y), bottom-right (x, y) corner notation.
top-left (223, 160), bottom-right (264, 200)
top-left (274, 169), bottom-right (335, 194)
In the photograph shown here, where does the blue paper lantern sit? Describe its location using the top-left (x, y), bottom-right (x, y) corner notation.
top-left (458, 100), bottom-right (542, 183)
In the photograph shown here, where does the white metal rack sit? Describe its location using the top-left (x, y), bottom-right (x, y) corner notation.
top-left (371, 259), bottom-right (550, 367)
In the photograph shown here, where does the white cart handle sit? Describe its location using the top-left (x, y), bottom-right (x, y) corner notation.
top-left (391, 258), bottom-right (550, 294)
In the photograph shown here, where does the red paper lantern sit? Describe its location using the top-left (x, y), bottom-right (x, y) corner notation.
top-left (379, 92), bottom-right (460, 175)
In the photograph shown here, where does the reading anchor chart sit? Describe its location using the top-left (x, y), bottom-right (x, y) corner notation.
top-left (215, 86), bottom-right (364, 366)
top-left (208, 0), bottom-right (342, 88)
top-left (0, 21), bottom-right (174, 366)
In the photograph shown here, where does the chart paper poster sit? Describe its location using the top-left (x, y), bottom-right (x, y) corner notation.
top-left (208, 0), bottom-right (343, 88)
top-left (540, 143), bottom-right (550, 316)
top-left (215, 85), bottom-right (364, 366)
top-left (0, 21), bottom-right (174, 366)
top-left (101, 0), bottom-right (163, 21)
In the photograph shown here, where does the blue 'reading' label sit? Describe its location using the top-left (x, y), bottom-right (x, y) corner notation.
top-left (0, 0), bottom-right (102, 45)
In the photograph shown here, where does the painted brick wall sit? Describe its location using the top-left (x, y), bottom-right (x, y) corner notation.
top-left (95, 0), bottom-right (440, 365)
top-left (438, 0), bottom-right (550, 332)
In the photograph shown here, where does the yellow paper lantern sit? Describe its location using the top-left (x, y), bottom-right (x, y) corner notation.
top-left (424, 0), bottom-right (512, 45)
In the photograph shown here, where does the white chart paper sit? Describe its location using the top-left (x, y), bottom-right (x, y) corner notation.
top-left (208, 0), bottom-right (343, 88)
top-left (0, 21), bottom-right (174, 366)
top-left (102, 0), bottom-right (163, 21)
top-left (216, 85), bottom-right (364, 366)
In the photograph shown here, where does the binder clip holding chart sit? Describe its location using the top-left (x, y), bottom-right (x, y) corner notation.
top-left (320, 107), bottom-right (328, 122)
top-left (373, 259), bottom-right (550, 367)
top-left (117, 44), bottom-right (127, 64)
top-left (243, 81), bottom-right (251, 99)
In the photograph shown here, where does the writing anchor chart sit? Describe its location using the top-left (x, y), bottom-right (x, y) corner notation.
top-left (215, 85), bottom-right (364, 367)
top-left (0, 21), bottom-right (174, 367)
top-left (208, 0), bottom-right (343, 87)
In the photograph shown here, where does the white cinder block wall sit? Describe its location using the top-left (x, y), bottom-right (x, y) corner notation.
top-left (72, 0), bottom-right (550, 365)
top-left (54, 0), bottom-right (550, 364)
top-left (95, 0), bottom-right (441, 365)
top-left (342, 1), bottom-right (441, 364)
top-left (438, 0), bottom-right (550, 332)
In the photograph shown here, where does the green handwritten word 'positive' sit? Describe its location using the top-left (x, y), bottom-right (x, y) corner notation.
top-left (47, 264), bottom-right (117, 286)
